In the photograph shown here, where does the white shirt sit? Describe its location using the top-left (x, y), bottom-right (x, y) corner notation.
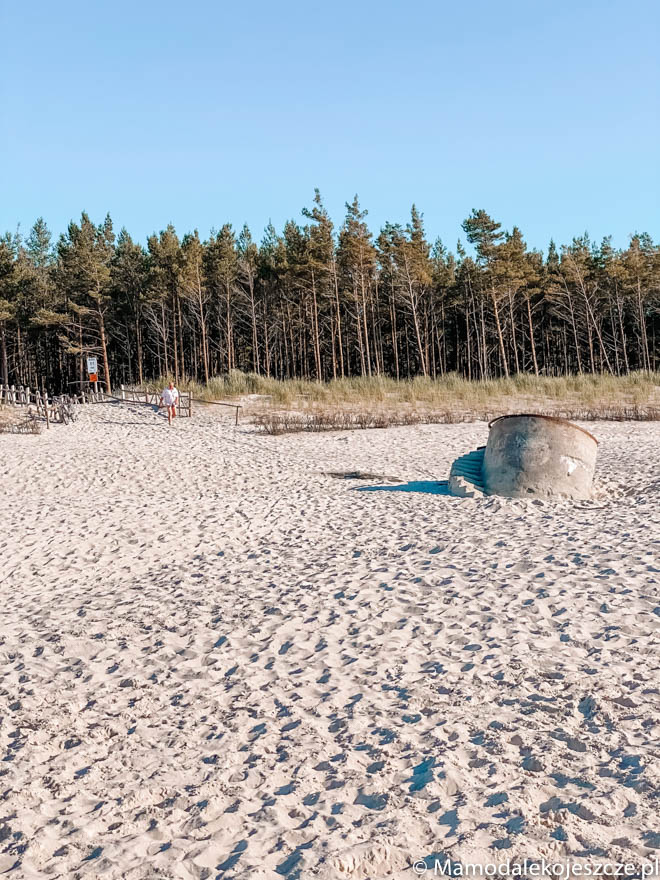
top-left (162, 387), bottom-right (179, 406)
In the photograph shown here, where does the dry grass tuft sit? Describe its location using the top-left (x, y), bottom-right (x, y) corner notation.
top-left (0, 407), bottom-right (43, 434)
top-left (251, 409), bottom-right (425, 435)
top-left (251, 401), bottom-right (660, 435)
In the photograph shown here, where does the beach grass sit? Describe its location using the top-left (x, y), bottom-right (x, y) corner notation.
top-left (143, 369), bottom-right (658, 406)
top-left (136, 370), bottom-right (659, 432)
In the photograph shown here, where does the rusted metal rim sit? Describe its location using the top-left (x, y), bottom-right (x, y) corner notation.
top-left (487, 413), bottom-right (598, 444)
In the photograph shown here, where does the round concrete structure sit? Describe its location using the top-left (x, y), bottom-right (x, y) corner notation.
top-left (483, 414), bottom-right (598, 500)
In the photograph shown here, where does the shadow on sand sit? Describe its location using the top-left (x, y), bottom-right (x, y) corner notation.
top-left (356, 480), bottom-right (451, 496)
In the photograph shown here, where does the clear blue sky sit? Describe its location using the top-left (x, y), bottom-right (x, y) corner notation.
top-left (2, 0), bottom-right (658, 252)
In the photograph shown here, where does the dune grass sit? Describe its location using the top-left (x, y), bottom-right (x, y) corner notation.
top-left (143, 369), bottom-right (659, 407)
top-left (135, 370), bottom-right (659, 432)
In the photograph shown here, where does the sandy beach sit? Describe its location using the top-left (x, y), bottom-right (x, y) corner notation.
top-left (1, 401), bottom-right (659, 879)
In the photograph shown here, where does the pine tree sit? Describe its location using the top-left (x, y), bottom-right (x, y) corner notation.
top-left (237, 225), bottom-right (261, 375)
top-left (339, 196), bottom-right (377, 376)
top-left (462, 209), bottom-right (508, 377)
top-left (113, 230), bottom-right (148, 384)
top-left (147, 225), bottom-right (185, 379)
top-left (56, 212), bottom-right (115, 391)
top-left (204, 225), bottom-right (238, 373)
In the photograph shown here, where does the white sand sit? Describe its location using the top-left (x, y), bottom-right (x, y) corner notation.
top-left (1, 401), bottom-right (659, 879)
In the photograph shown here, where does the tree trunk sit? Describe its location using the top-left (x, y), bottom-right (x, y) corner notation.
top-left (161, 303), bottom-right (170, 374)
top-left (332, 259), bottom-right (344, 378)
top-left (480, 299), bottom-right (488, 379)
top-left (136, 316), bottom-right (144, 385)
top-left (78, 321), bottom-right (84, 388)
top-left (389, 286), bottom-right (399, 380)
top-left (172, 306), bottom-right (179, 379)
top-left (311, 269), bottom-right (322, 380)
top-left (98, 311), bottom-right (112, 392)
top-left (508, 290), bottom-right (520, 373)
top-left (176, 291), bottom-right (185, 378)
top-left (0, 325), bottom-right (8, 386)
top-left (615, 287), bottom-right (629, 373)
top-left (526, 295), bottom-right (539, 376)
top-left (637, 281), bottom-right (650, 370)
top-left (359, 273), bottom-right (372, 377)
top-left (491, 291), bottom-right (508, 378)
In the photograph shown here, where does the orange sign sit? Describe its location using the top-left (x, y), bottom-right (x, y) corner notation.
top-left (89, 373), bottom-right (98, 383)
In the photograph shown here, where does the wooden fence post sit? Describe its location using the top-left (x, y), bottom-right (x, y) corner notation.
top-left (45, 393), bottom-right (50, 429)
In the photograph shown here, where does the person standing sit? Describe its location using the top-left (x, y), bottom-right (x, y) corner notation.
top-left (159, 381), bottom-right (179, 425)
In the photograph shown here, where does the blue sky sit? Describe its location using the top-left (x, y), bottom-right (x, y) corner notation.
top-left (2, 0), bottom-right (658, 252)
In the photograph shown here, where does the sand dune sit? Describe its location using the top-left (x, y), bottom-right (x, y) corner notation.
top-left (1, 401), bottom-right (658, 878)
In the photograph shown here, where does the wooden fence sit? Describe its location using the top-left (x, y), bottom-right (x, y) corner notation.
top-left (119, 385), bottom-right (193, 417)
top-left (1, 382), bottom-right (241, 426)
top-left (1, 384), bottom-right (106, 406)
top-left (0, 384), bottom-right (102, 428)
top-left (118, 386), bottom-right (242, 423)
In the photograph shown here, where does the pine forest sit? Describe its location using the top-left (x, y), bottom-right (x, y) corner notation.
top-left (1, 192), bottom-right (658, 392)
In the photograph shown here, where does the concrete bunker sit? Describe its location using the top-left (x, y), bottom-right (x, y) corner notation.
top-left (449, 414), bottom-right (598, 500)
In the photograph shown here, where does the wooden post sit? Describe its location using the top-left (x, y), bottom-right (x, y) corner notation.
top-left (121, 384), bottom-right (125, 401)
top-left (235, 405), bottom-right (239, 426)
top-left (44, 392), bottom-right (50, 429)
top-left (189, 392), bottom-right (192, 418)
